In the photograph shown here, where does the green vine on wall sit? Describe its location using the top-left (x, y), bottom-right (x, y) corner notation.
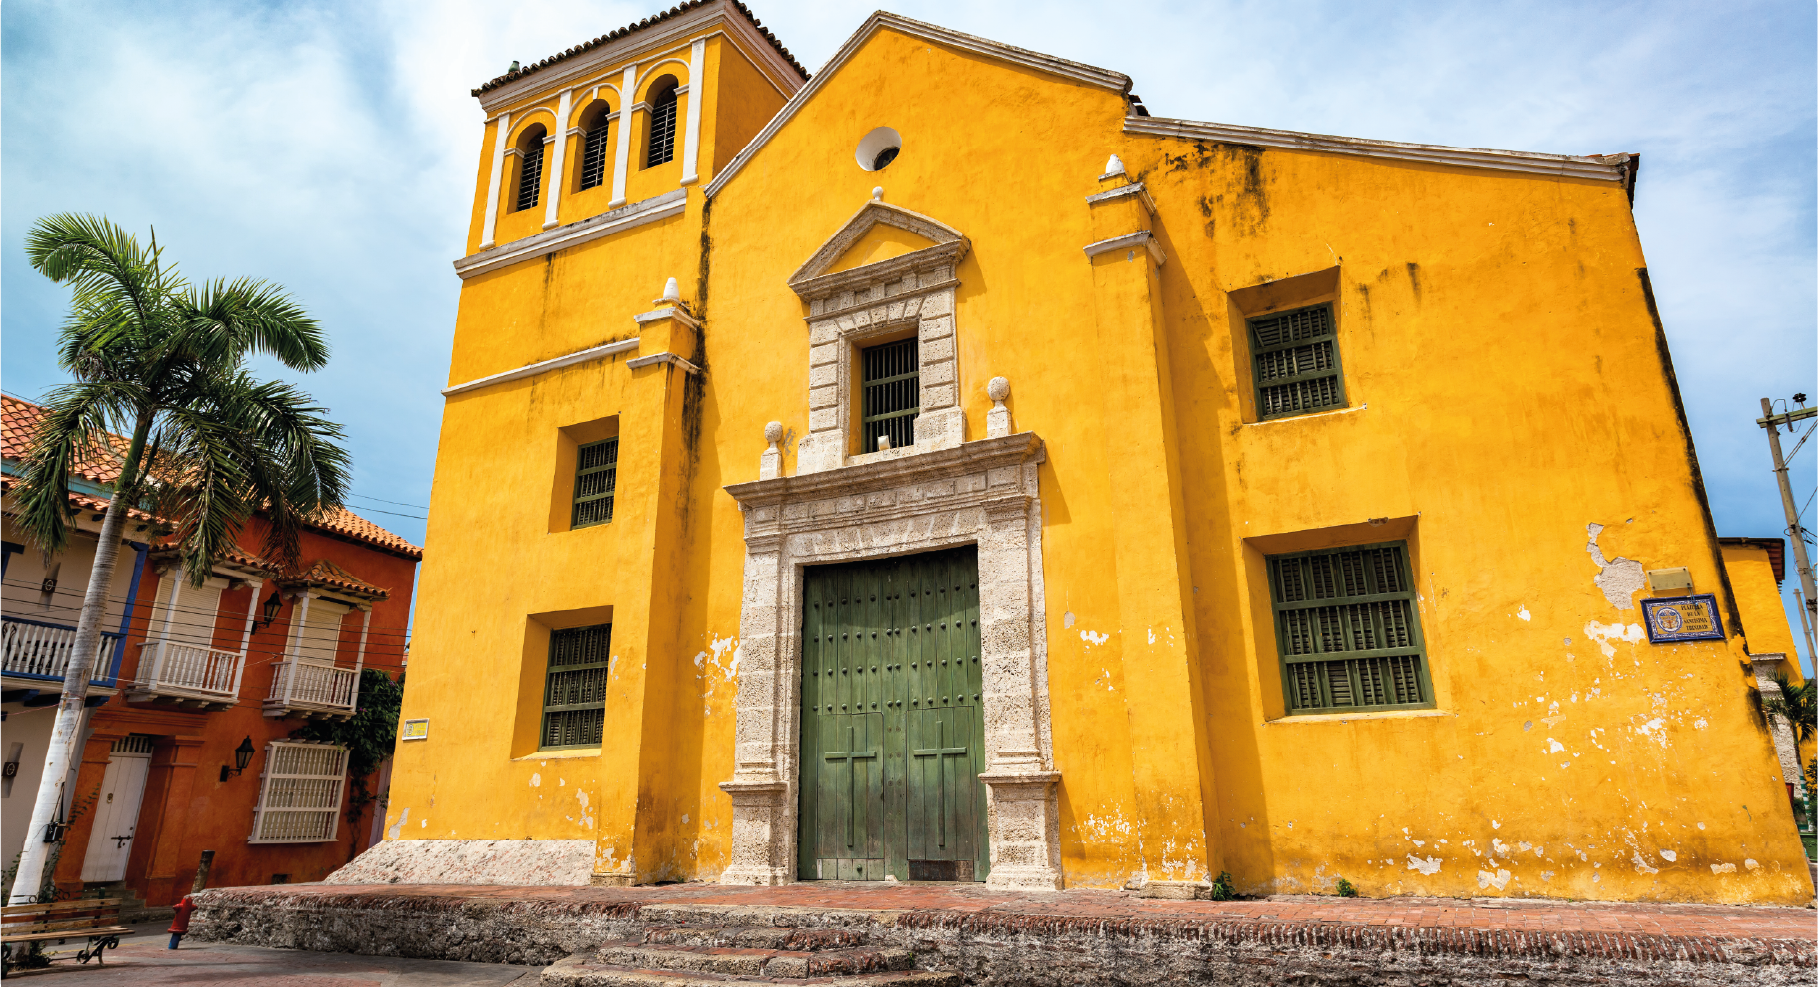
top-left (294, 668), bottom-right (404, 847)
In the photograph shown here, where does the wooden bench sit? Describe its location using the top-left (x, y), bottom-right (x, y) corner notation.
top-left (1, 898), bottom-right (133, 977)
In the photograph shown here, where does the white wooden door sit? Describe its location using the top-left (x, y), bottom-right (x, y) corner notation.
top-left (80, 736), bottom-right (155, 883)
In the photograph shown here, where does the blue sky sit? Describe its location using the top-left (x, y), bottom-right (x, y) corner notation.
top-left (3, 0), bottom-right (1813, 666)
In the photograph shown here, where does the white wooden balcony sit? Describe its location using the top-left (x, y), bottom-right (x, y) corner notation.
top-left (125, 638), bottom-right (243, 710)
top-left (264, 656), bottom-right (358, 719)
top-left (2, 616), bottom-right (125, 698)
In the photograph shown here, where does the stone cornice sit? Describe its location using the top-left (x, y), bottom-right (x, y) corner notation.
top-left (1125, 115), bottom-right (1635, 185)
top-left (806, 277), bottom-right (959, 322)
top-left (626, 352), bottom-right (702, 374)
top-left (789, 199), bottom-right (966, 284)
top-left (706, 11), bottom-right (1130, 199)
top-left (790, 241), bottom-right (969, 302)
top-left (442, 337), bottom-right (640, 397)
top-left (453, 189), bottom-right (687, 280)
top-left (725, 433), bottom-right (1043, 510)
top-left (1085, 181), bottom-right (1157, 215)
top-left (1084, 230), bottom-right (1166, 266)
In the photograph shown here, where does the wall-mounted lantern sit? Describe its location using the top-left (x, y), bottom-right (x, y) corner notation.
top-left (220, 737), bottom-right (256, 782)
top-left (253, 590), bottom-right (284, 631)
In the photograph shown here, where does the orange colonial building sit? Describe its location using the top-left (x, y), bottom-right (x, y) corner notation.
top-left (1, 394), bottom-right (421, 908)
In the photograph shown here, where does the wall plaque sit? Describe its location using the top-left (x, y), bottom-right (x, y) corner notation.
top-left (400, 718), bottom-right (430, 741)
top-left (1641, 594), bottom-right (1724, 644)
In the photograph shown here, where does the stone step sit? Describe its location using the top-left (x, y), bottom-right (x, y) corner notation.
top-left (542, 952), bottom-right (959, 987)
top-left (591, 942), bottom-right (915, 978)
top-left (642, 926), bottom-right (869, 951)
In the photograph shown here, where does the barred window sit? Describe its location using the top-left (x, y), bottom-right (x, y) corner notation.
top-left (579, 113), bottom-right (611, 190)
top-left (1250, 304), bottom-right (1345, 420)
top-left (542, 624), bottom-right (609, 750)
top-left (1268, 541), bottom-right (1433, 715)
top-left (645, 82), bottom-right (678, 167)
top-left (860, 337), bottom-right (919, 453)
top-left (515, 127), bottom-right (546, 212)
top-left (572, 438), bottom-right (618, 528)
top-left (248, 742), bottom-right (348, 843)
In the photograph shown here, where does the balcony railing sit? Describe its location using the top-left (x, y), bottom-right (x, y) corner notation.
top-left (264, 657), bottom-right (358, 718)
top-left (127, 638), bottom-right (244, 708)
top-left (2, 616), bottom-right (124, 689)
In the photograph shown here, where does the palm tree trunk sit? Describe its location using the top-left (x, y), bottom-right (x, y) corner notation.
top-left (8, 419), bottom-right (148, 905)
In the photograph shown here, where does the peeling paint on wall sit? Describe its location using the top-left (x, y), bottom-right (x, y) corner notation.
top-left (1586, 523), bottom-right (1645, 610)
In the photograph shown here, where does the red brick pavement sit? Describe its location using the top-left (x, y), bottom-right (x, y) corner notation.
top-left (216, 881), bottom-right (1818, 941)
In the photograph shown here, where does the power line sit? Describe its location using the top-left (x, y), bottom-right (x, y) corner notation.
top-left (340, 504), bottom-right (428, 521)
top-left (346, 492), bottom-right (429, 511)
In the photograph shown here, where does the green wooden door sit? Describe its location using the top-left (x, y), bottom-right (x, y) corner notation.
top-left (801, 546), bottom-right (987, 882)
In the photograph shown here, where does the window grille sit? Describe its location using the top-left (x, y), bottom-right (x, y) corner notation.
top-left (580, 120), bottom-right (610, 190)
top-left (1268, 541), bottom-right (1433, 715)
top-left (572, 438), bottom-right (619, 528)
top-left (248, 742), bottom-right (348, 843)
top-left (1250, 304), bottom-right (1345, 420)
top-left (646, 89), bottom-right (678, 167)
top-left (860, 338), bottom-right (919, 453)
top-left (516, 140), bottom-right (545, 211)
top-left (542, 624), bottom-right (609, 749)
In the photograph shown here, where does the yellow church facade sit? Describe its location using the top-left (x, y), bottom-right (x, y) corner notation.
top-left (388, 2), bottom-right (1813, 905)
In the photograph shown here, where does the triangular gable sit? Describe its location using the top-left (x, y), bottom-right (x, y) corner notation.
top-left (706, 11), bottom-right (1131, 199)
top-left (788, 199), bottom-right (966, 286)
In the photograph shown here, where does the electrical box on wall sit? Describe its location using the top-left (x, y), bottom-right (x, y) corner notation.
top-left (1646, 567), bottom-right (1693, 593)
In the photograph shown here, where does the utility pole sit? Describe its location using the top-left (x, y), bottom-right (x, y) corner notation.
top-left (1797, 588), bottom-right (1818, 662)
top-left (1759, 396), bottom-right (1817, 636)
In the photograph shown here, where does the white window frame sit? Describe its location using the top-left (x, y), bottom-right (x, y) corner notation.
top-left (248, 740), bottom-right (348, 844)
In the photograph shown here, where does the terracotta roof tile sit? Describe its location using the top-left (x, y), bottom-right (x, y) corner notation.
top-left (471, 0), bottom-right (808, 97)
top-left (278, 558), bottom-right (391, 600)
top-left (2, 394), bottom-right (422, 560)
top-left (1, 394), bottom-right (130, 487)
top-left (309, 505), bottom-right (422, 560)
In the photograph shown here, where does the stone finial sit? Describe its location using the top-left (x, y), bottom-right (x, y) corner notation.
top-left (1103, 154), bottom-right (1126, 178)
top-left (986, 376), bottom-right (1012, 438)
top-left (872, 187), bottom-right (884, 201)
top-left (657, 277), bottom-right (682, 305)
top-left (759, 421), bottom-right (784, 480)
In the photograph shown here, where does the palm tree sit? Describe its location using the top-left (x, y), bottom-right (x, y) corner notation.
top-left (1767, 677), bottom-right (1815, 746)
top-left (6, 214), bottom-right (350, 904)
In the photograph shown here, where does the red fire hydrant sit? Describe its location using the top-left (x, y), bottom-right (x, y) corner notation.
top-left (167, 895), bottom-right (198, 949)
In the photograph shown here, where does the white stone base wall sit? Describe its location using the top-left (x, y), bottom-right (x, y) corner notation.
top-left (324, 839), bottom-right (595, 886)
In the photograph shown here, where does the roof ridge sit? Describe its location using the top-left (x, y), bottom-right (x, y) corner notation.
top-left (471, 0), bottom-right (808, 97)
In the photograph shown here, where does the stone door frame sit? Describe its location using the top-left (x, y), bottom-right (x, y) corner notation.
top-left (719, 434), bottom-right (1063, 889)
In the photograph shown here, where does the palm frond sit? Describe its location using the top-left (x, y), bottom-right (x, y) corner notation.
top-left (26, 214), bottom-right (182, 360)
top-left (177, 278), bottom-right (329, 372)
top-left (1771, 677), bottom-right (1816, 746)
top-left (10, 382), bottom-right (144, 555)
top-left (147, 406), bottom-right (256, 587)
top-left (229, 376), bottom-right (352, 570)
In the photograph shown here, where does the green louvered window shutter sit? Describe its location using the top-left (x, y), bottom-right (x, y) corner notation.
top-left (515, 140), bottom-right (545, 212)
top-left (572, 438), bottom-right (618, 528)
top-left (541, 623), bottom-right (609, 750)
top-left (1269, 541), bottom-right (1434, 714)
top-left (1250, 304), bottom-right (1345, 420)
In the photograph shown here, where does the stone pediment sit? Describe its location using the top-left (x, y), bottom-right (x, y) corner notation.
top-left (787, 200), bottom-right (969, 301)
